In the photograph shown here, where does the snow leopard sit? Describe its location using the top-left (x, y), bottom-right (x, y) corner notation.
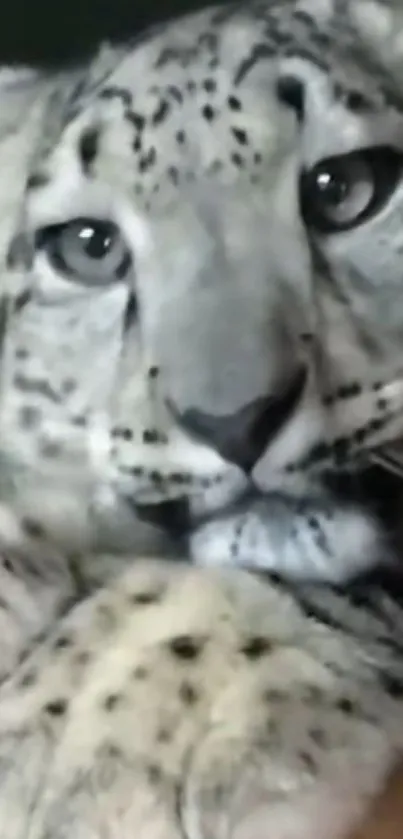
top-left (0, 1), bottom-right (403, 837)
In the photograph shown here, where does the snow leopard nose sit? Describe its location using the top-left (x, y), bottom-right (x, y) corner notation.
top-left (174, 368), bottom-right (307, 473)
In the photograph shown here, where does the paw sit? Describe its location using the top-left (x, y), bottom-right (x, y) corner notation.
top-left (181, 695), bottom-right (393, 839)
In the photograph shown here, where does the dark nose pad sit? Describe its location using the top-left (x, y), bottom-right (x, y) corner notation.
top-left (173, 368), bottom-right (306, 473)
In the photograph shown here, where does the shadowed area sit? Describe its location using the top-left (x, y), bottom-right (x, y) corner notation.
top-left (0, 0), bottom-right (229, 65)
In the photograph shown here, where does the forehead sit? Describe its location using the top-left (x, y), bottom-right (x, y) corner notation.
top-left (26, 1), bottom-right (403, 221)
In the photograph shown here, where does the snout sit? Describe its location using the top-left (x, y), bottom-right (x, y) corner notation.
top-left (170, 367), bottom-right (307, 473)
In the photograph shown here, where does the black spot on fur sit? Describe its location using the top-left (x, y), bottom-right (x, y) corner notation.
top-left (169, 635), bottom-right (203, 661)
top-left (179, 681), bottom-right (199, 705)
top-left (203, 78), bottom-right (217, 93)
top-left (142, 428), bottom-right (161, 444)
top-left (336, 697), bottom-right (356, 715)
top-left (112, 427), bottom-right (133, 440)
top-left (126, 111), bottom-right (146, 132)
top-left (133, 135), bottom-right (142, 153)
top-left (53, 635), bottom-right (73, 650)
top-left (231, 126), bottom-right (248, 145)
top-left (167, 165), bottom-right (179, 185)
top-left (138, 146), bottom-right (157, 173)
top-left (240, 636), bottom-right (273, 659)
top-left (61, 377), bottom-right (76, 395)
top-left (15, 289), bottom-right (33, 312)
top-left (44, 699), bottom-right (68, 717)
top-left (147, 763), bottom-right (162, 784)
top-left (130, 590), bottom-right (162, 606)
top-left (18, 668), bottom-right (37, 689)
top-left (299, 750), bottom-right (317, 773)
top-left (167, 85), bottom-right (183, 103)
top-left (41, 439), bottom-right (61, 458)
top-left (155, 46), bottom-right (181, 69)
top-left (26, 172), bottom-right (50, 190)
top-left (18, 405), bottom-right (40, 430)
top-left (79, 126), bottom-right (100, 174)
top-left (2, 556), bottom-right (15, 573)
top-left (157, 727), bottom-right (172, 743)
top-left (132, 666), bottom-right (148, 680)
top-left (99, 86), bottom-right (132, 107)
top-left (74, 651), bottom-right (91, 666)
top-left (14, 373), bottom-right (60, 402)
top-left (129, 466), bottom-right (144, 477)
top-left (72, 415), bottom-right (87, 427)
top-left (170, 472), bottom-right (189, 484)
top-left (231, 152), bottom-right (244, 167)
top-left (234, 42), bottom-right (276, 86)
top-left (337, 383), bottom-right (362, 400)
top-left (380, 674), bottom-right (403, 698)
top-left (369, 417), bottom-right (388, 433)
top-left (152, 98), bottom-right (170, 125)
top-left (103, 693), bottom-right (121, 711)
top-left (228, 95), bottom-right (242, 111)
top-left (104, 742), bottom-right (123, 760)
top-left (263, 688), bottom-right (286, 703)
top-left (202, 103), bottom-right (215, 121)
top-left (0, 297), bottom-right (9, 360)
top-left (22, 518), bottom-right (45, 539)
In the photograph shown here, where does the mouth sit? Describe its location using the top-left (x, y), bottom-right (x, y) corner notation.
top-left (135, 496), bottom-right (191, 543)
top-left (130, 369), bottom-right (310, 539)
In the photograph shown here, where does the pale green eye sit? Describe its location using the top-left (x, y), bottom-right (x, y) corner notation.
top-left (36, 217), bottom-right (132, 285)
top-left (300, 147), bottom-right (403, 233)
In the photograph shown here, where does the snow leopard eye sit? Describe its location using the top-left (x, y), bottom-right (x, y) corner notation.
top-left (300, 147), bottom-right (402, 234)
top-left (35, 218), bottom-right (132, 285)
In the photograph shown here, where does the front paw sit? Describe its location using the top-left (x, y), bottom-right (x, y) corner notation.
top-left (181, 693), bottom-right (392, 839)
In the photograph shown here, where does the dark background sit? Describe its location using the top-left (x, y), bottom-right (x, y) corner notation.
top-left (0, 0), bottom-right (225, 67)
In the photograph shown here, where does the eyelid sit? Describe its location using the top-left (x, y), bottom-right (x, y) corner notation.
top-left (27, 179), bottom-right (118, 234)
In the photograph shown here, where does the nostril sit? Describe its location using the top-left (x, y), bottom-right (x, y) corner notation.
top-left (171, 367), bottom-right (307, 473)
top-left (244, 366), bottom-right (307, 470)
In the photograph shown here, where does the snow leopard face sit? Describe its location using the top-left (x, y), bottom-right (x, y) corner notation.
top-left (1, 1), bottom-right (403, 577)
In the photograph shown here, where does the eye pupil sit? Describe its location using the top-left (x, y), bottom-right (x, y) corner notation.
top-left (79, 223), bottom-right (113, 259)
top-left (316, 169), bottom-right (349, 206)
top-left (300, 147), bottom-right (402, 234)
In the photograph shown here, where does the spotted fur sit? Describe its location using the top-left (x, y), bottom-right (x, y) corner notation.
top-left (1, 1), bottom-right (403, 837)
